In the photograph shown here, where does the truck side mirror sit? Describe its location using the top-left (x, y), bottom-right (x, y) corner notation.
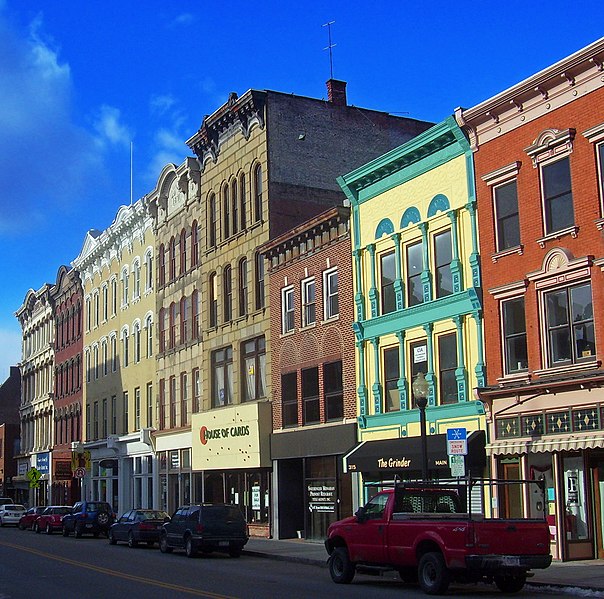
top-left (355, 506), bottom-right (367, 523)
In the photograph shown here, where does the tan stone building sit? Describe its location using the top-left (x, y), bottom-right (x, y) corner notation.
top-left (72, 198), bottom-right (156, 513)
top-left (150, 81), bottom-right (431, 535)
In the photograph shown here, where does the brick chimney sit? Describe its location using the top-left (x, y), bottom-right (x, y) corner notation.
top-left (326, 79), bottom-right (347, 106)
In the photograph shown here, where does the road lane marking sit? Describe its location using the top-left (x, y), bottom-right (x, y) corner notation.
top-left (0, 540), bottom-right (237, 598)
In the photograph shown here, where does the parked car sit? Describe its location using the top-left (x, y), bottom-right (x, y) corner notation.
top-left (18, 506), bottom-right (46, 530)
top-left (0, 498), bottom-right (13, 507)
top-left (0, 504), bottom-right (26, 527)
top-left (62, 501), bottom-right (115, 538)
top-left (159, 504), bottom-right (248, 558)
top-left (34, 506), bottom-right (72, 534)
top-left (108, 509), bottom-right (170, 548)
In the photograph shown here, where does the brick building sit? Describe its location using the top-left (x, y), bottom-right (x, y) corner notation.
top-left (456, 37), bottom-right (604, 560)
top-left (262, 206), bottom-right (356, 540)
top-left (0, 367), bottom-right (21, 498)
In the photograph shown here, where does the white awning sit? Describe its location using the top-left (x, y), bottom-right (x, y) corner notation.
top-left (487, 434), bottom-right (604, 455)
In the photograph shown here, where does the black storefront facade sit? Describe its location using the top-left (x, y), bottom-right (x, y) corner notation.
top-left (271, 423), bottom-right (357, 541)
top-left (344, 430), bottom-right (487, 501)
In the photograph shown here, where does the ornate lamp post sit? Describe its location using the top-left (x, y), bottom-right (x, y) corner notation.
top-left (412, 372), bottom-right (430, 481)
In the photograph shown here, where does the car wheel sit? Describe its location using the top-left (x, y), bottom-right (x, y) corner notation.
top-left (418, 551), bottom-right (450, 595)
top-left (34, 523), bottom-right (40, 534)
top-left (494, 573), bottom-right (526, 593)
top-left (62, 526), bottom-right (69, 537)
top-left (185, 536), bottom-right (197, 558)
top-left (228, 543), bottom-right (242, 558)
top-left (97, 512), bottom-right (109, 526)
top-left (159, 534), bottom-right (172, 554)
top-left (128, 532), bottom-right (138, 548)
top-left (18, 522), bottom-right (25, 531)
top-left (45, 523), bottom-right (52, 535)
top-left (328, 547), bottom-right (355, 584)
top-left (75, 522), bottom-right (83, 538)
top-left (108, 530), bottom-right (117, 545)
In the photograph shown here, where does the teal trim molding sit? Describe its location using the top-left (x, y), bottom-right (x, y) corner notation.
top-left (375, 218), bottom-right (394, 239)
top-left (400, 207), bottom-right (421, 229)
top-left (427, 194), bottom-right (450, 217)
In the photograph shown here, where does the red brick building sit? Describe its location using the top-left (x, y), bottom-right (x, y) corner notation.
top-left (0, 367), bottom-right (20, 498)
top-left (49, 266), bottom-right (84, 505)
top-left (456, 37), bottom-right (604, 560)
top-left (262, 206), bottom-right (356, 540)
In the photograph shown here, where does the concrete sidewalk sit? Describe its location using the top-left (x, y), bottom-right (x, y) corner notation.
top-left (244, 537), bottom-right (604, 594)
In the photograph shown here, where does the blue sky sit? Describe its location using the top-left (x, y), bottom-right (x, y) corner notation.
top-left (1, 0), bottom-right (603, 381)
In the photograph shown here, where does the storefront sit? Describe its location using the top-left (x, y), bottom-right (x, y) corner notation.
top-left (344, 430), bottom-right (487, 500)
top-left (191, 401), bottom-right (272, 537)
top-left (271, 423), bottom-right (356, 540)
top-left (51, 450), bottom-right (79, 506)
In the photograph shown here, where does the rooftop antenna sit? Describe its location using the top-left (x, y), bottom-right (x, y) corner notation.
top-left (322, 20), bottom-right (336, 79)
top-left (130, 141), bottom-right (133, 206)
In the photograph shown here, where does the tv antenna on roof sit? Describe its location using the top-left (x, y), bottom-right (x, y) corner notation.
top-left (322, 20), bottom-right (336, 80)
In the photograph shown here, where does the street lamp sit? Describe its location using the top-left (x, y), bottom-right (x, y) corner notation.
top-left (412, 371), bottom-right (430, 482)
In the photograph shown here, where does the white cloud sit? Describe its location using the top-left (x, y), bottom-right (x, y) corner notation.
top-left (150, 94), bottom-right (178, 118)
top-left (0, 326), bottom-right (21, 383)
top-left (169, 13), bottom-right (195, 28)
top-left (93, 105), bottom-right (132, 148)
top-left (146, 128), bottom-right (187, 182)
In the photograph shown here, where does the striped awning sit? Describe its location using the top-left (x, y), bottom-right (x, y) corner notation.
top-left (487, 434), bottom-right (604, 455)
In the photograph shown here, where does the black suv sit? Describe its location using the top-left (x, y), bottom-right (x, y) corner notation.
top-left (159, 504), bottom-right (248, 558)
top-left (62, 501), bottom-right (115, 538)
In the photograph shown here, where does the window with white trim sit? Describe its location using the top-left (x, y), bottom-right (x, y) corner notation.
top-left (502, 297), bottom-right (528, 374)
top-left (282, 286), bottom-right (294, 334)
top-left (145, 250), bottom-right (153, 291)
top-left (494, 179), bottom-right (520, 251)
top-left (541, 157), bottom-right (574, 234)
top-left (121, 268), bottom-right (129, 307)
top-left (323, 268), bottom-right (339, 320)
top-left (301, 278), bottom-right (316, 327)
top-left (133, 260), bottom-right (141, 300)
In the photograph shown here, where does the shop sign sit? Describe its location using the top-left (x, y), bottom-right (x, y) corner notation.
top-left (55, 461), bottom-right (73, 480)
top-left (170, 450), bottom-right (180, 469)
top-left (199, 425), bottom-right (251, 445)
top-left (36, 452), bottom-right (50, 474)
top-left (18, 462), bottom-right (28, 476)
top-left (252, 485), bottom-right (261, 511)
top-left (307, 482), bottom-right (336, 513)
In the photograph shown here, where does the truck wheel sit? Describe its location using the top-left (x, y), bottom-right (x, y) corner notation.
top-left (418, 552), bottom-right (450, 595)
top-left (185, 535), bottom-right (197, 558)
top-left (159, 534), bottom-right (172, 554)
top-left (75, 523), bottom-right (83, 538)
top-left (494, 574), bottom-right (526, 593)
top-left (62, 526), bottom-right (69, 537)
top-left (329, 547), bottom-right (355, 584)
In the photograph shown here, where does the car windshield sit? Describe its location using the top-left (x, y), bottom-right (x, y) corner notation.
top-left (5, 505), bottom-right (25, 511)
top-left (54, 507), bottom-right (71, 515)
top-left (139, 511), bottom-right (169, 520)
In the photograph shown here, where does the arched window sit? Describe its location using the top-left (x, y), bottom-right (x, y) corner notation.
top-left (223, 265), bottom-right (232, 322)
top-left (145, 250), bottom-right (153, 291)
top-left (208, 193), bottom-right (217, 248)
top-left (170, 302), bottom-right (178, 348)
top-left (254, 163), bottom-right (263, 222)
top-left (255, 251), bottom-right (265, 309)
top-left (239, 257), bottom-right (248, 317)
top-left (121, 268), bottom-right (129, 306)
top-left (169, 237), bottom-right (176, 281)
top-left (239, 174), bottom-right (247, 230)
top-left (209, 273), bottom-right (218, 327)
top-left (180, 296), bottom-right (190, 343)
top-left (192, 290), bottom-right (199, 339)
top-left (146, 314), bottom-right (153, 357)
top-left (158, 244), bottom-right (166, 286)
top-left (231, 179), bottom-right (238, 235)
top-left (159, 308), bottom-right (166, 353)
top-left (133, 321), bottom-right (141, 363)
top-left (133, 259), bottom-right (141, 299)
top-left (191, 221), bottom-right (199, 267)
top-left (121, 328), bottom-right (129, 368)
top-left (223, 183), bottom-right (230, 239)
top-left (180, 229), bottom-right (187, 274)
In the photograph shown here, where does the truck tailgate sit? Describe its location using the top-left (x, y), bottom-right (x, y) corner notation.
top-left (472, 519), bottom-right (550, 556)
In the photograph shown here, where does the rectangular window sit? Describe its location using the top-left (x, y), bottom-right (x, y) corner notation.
top-left (111, 395), bottom-right (117, 435)
top-left (281, 287), bottom-right (294, 333)
top-left (409, 339), bottom-right (428, 408)
top-left (434, 229), bottom-right (453, 298)
top-left (255, 252), bottom-right (265, 309)
top-left (324, 268), bottom-right (339, 319)
top-left (146, 382), bottom-right (153, 428)
top-left (192, 369), bottom-right (200, 413)
top-left (545, 283), bottom-right (594, 366)
top-left (209, 274), bottom-right (218, 327)
top-left (159, 380), bottom-right (165, 430)
top-left (302, 367), bottom-right (320, 425)
top-left (502, 297), bottom-right (528, 374)
top-left (380, 251), bottom-right (396, 314)
top-left (494, 179), bottom-right (520, 251)
top-left (169, 376), bottom-right (176, 428)
top-left (93, 401), bottom-right (99, 440)
top-left (301, 278), bottom-right (316, 327)
top-left (123, 391), bottom-right (129, 433)
top-left (212, 346), bottom-right (233, 408)
top-left (383, 347), bottom-right (400, 412)
top-left (180, 373), bottom-right (188, 427)
top-left (406, 241), bottom-right (423, 307)
top-left (438, 333), bottom-right (457, 405)
top-left (241, 336), bottom-right (266, 402)
top-left (102, 398), bottom-right (107, 438)
top-left (542, 156), bottom-right (574, 234)
top-left (134, 387), bottom-right (141, 431)
top-left (102, 286), bottom-right (108, 321)
top-left (282, 372), bottom-right (298, 427)
top-left (597, 142), bottom-right (604, 209)
top-left (324, 361), bottom-right (343, 421)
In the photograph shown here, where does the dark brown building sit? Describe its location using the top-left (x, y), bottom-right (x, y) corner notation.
top-left (0, 366), bottom-right (21, 498)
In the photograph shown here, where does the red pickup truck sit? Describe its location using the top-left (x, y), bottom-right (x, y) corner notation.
top-left (325, 479), bottom-right (552, 595)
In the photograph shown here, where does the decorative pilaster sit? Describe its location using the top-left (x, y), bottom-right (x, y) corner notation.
top-left (465, 200), bottom-right (481, 288)
top-left (419, 223), bottom-right (432, 302)
top-left (391, 233), bottom-right (404, 311)
top-left (370, 337), bottom-right (382, 414)
top-left (422, 322), bottom-right (435, 406)
top-left (453, 315), bottom-right (467, 402)
top-left (447, 209), bottom-right (463, 293)
top-left (471, 310), bottom-right (486, 387)
top-left (353, 249), bottom-right (366, 322)
top-left (367, 244), bottom-right (378, 318)
top-left (395, 330), bottom-right (408, 410)
top-left (356, 339), bottom-right (368, 419)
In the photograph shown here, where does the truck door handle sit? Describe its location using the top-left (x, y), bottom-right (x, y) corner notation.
top-left (378, 525), bottom-right (384, 534)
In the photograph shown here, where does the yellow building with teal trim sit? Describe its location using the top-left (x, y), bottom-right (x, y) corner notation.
top-left (338, 117), bottom-right (487, 488)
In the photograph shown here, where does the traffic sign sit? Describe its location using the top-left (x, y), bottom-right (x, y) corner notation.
top-left (26, 467), bottom-right (41, 489)
top-left (446, 428), bottom-right (467, 455)
top-left (449, 455), bottom-right (466, 477)
top-left (74, 467), bottom-right (86, 479)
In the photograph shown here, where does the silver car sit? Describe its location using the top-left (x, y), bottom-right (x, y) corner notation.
top-left (0, 504), bottom-right (26, 526)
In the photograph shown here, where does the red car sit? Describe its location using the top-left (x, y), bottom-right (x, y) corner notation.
top-left (34, 506), bottom-right (72, 534)
top-left (18, 506), bottom-right (46, 530)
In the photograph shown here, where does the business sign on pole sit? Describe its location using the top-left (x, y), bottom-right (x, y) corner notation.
top-left (446, 428), bottom-right (467, 456)
top-left (449, 455), bottom-right (466, 478)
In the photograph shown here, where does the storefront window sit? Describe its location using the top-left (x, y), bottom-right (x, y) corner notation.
top-left (563, 455), bottom-right (588, 540)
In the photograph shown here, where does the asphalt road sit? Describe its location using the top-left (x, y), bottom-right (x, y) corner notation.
top-left (0, 527), bottom-right (583, 598)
